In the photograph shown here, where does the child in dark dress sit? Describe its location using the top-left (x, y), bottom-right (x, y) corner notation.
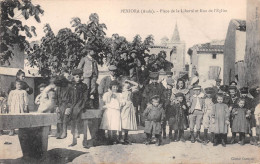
top-left (230, 98), bottom-right (250, 145)
top-left (143, 95), bottom-right (165, 146)
top-left (166, 92), bottom-right (188, 142)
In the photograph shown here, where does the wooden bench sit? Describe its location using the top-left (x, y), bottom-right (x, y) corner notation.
top-left (81, 109), bottom-right (103, 146)
top-left (0, 113), bottom-right (57, 159)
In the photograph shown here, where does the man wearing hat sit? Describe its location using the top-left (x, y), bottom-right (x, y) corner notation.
top-left (188, 84), bottom-right (205, 143)
top-left (162, 72), bottom-right (174, 88)
top-left (78, 47), bottom-right (98, 109)
top-left (141, 72), bottom-right (166, 125)
top-left (116, 51), bottom-right (130, 76)
top-left (140, 53), bottom-right (151, 86)
top-left (202, 87), bottom-right (215, 144)
top-left (129, 49), bottom-right (142, 82)
top-left (240, 87), bottom-right (256, 145)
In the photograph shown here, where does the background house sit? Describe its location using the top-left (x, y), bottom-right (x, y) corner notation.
top-left (188, 40), bottom-right (224, 84)
top-left (223, 19), bottom-right (246, 88)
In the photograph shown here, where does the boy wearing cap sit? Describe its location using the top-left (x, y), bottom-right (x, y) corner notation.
top-left (142, 72), bottom-right (166, 125)
top-left (78, 48), bottom-right (98, 109)
top-left (143, 95), bottom-right (165, 146)
top-left (68, 69), bottom-right (91, 148)
top-left (162, 78), bottom-right (174, 138)
top-left (188, 84), bottom-right (205, 143)
top-left (202, 87), bottom-right (215, 144)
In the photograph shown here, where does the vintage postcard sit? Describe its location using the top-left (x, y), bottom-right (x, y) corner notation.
top-left (0, 0), bottom-right (260, 163)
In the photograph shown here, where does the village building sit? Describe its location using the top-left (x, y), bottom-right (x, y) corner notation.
top-left (149, 23), bottom-right (186, 78)
top-left (223, 19), bottom-right (246, 88)
top-left (188, 40), bottom-right (224, 84)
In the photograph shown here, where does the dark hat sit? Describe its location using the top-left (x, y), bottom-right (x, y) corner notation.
top-left (193, 84), bottom-right (201, 90)
top-left (166, 71), bottom-right (173, 76)
top-left (38, 83), bottom-right (47, 89)
top-left (121, 50), bottom-right (128, 54)
top-left (229, 81), bottom-right (237, 85)
top-left (71, 69), bottom-right (83, 76)
top-left (108, 65), bottom-right (117, 71)
top-left (204, 87), bottom-right (215, 94)
top-left (240, 87), bottom-right (249, 94)
top-left (215, 79), bottom-right (222, 82)
top-left (144, 53), bottom-right (150, 58)
top-left (54, 75), bottom-right (69, 87)
top-left (110, 80), bottom-right (119, 87)
top-left (228, 85), bottom-right (237, 90)
top-left (130, 49), bottom-right (137, 54)
top-left (219, 85), bottom-right (229, 92)
top-left (150, 95), bottom-right (160, 101)
top-left (149, 72), bottom-right (159, 80)
top-left (175, 92), bottom-right (184, 98)
top-left (166, 78), bottom-right (174, 86)
top-left (249, 87), bottom-right (260, 98)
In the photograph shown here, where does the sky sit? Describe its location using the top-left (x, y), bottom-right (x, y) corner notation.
top-left (17, 0), bottom-right (247, 62)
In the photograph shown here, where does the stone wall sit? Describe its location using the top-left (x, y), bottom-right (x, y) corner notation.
top-left (245, 0), bottom-right (260, 87)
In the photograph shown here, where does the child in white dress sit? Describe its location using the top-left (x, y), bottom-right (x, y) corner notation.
top-left (8, 80), bottom-right (29, 135)
top-left (100, 80), bottom-right (121, 144)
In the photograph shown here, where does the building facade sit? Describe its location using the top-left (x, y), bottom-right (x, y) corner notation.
top-left (188, 40), bottom-right (224, 83)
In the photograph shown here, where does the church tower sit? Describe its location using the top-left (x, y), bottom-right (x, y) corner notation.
top-left (167, 23), bottom-right (186, 77)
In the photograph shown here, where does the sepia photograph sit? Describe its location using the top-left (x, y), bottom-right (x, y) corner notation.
top-left (0, 0), bottom-right (260, 163)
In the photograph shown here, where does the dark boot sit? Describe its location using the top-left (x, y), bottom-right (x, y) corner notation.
top-left (250, 134), bottom-right (256, 145)
top-left (0, 130), bottom-right (3, 136)
top-left (145, 133), bottom-right (151, 145)
top-left (221, 134), bottom-right (226, 147)
top-left (196, 131), bottom-right (202, 143)
top-left (176, 130), bottom-right (181, 141)
top-left (230, 132), bottom-right (236, 144)
top-left (56, 123), bottom-right (62, 138)
top-left (169, 129), bottom-right (173, 140)
top-left (211, 132), bottom-right (215, 143)
top-left (112, 131), bottom-right (118, 145)
top-left (118, 131), bottom-right (124, 144)
top-left (190, 131), bottom-right (195, 143)
top-left (155, 134), bottom-right (161, 146)
top-left (180, 130), bottom-right (185, 142)
top-left (173, 131), bottom-right (178, 142)
top-left (213, 134), bottom-right (218, 146)
top-left (203, 129), bottom-right (208, 144)
top-left (124, 131), bottom-right (132, 145)
top-left (240, 133), bottom-right (245, 146)
top-left (69, 135), bottom-right (77, 147)
top-left (59, 115), bottom-right (69, 139)
top-left (9, 129), bottom-right (15, 136)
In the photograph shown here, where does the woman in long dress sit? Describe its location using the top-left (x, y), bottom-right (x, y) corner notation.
top-left (119, 79), bottom-right (138, 144)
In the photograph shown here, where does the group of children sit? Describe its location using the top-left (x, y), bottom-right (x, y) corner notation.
top-left (1, 68), bottom-right (260, 149)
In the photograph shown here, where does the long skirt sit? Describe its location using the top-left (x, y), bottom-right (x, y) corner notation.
top-left (100, 108), bottom-right (121, 131)
top-left (121, 102), bottom-right (137, 130)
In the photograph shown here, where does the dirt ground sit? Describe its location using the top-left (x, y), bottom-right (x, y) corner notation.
top-left (0, 126), bottom-right (260, 164)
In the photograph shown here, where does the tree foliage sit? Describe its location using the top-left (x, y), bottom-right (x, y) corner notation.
top-left (27, 13), bottom-right (173, 77)
top-left (0, 0), bottom-right (43, 65)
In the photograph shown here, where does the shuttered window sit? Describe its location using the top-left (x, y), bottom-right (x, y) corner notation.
top-left (208, 66), bottom-right (221, 79)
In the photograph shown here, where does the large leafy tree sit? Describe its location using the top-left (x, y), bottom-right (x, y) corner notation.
top-left (27, 25), bottom-right (84, 77)
top-left (0, 0), bottom-right (43, 65)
